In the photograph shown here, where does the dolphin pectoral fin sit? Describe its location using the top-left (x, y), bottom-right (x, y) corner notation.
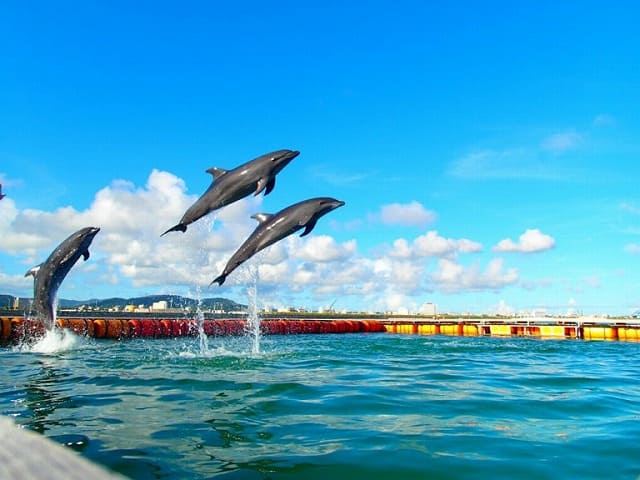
top-left (83, 250), bottom-right (90, 261)
top-left (264, 177), bottom-right (276, 196)
top-left (254, 177), bottom-right (268, 196)
top-left (161, 224), bottom-right (187, 236)
top-left (300, 220), bottom-right (318, 237)
top-left (25, 265), bottom-right (41, 278)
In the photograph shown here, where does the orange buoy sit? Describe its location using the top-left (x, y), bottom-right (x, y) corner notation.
top-left (66, 318), bottom-right (89, 336)
top-left (1, 317), bottom-right (12, 341)
top-left (213, 320), bottom-right (226, 335)
top-left (139, 319), bottom-right (157, 337)
top-left (174, 319), bottom-right (194, 337)
top-left (158, 319), bottom-right (172, 337)
top-left (288, 320), bottom-right (303, 334)
top-left (128, 319), bottom-right (142, 337)
top-left (229, 320), bottom-right (246, 335)
top-left (202, 320), bottom-right (214, 335)
top-left (92, 319), bottom-right (107, 338)
top-left (106, 319), bottom-right (124, 339)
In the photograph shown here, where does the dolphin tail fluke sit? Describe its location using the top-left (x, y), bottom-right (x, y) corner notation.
top-left (210, 274), bottom-right (227, 286)
top-left (161, 224), bottom-right (187, 236)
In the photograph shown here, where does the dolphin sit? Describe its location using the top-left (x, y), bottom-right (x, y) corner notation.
top-left (161, 149), bottom-right (300, 236)
top-left (211, 197), bottom-right (345, 286)
top-left (0, 183), bottom-right (5, 200)
top-left (25, 227), bottom-right (100, 329)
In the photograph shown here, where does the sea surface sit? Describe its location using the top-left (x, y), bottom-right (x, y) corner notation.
top-left (1, 331), bottom-right (640, 479)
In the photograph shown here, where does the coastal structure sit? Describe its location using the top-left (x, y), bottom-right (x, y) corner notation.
top-left (2, 315), bottom-right (640, 344)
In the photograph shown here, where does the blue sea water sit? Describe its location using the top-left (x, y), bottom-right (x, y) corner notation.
top-left (2, 332), bottom-right (640, 479)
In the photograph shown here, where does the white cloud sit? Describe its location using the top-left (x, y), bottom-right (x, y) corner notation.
top-left (493, 229), bottom-right (555, 253)
top-left (1, 169), bottom-right (539, 310)
top-left (491, 299), bottom-right (515, 316)
top-left (449, 149), bottom-right (528, 179)
top-left (621, 202), bottom-right (640, 215)
top-left (449, 149), bottom-right (561, 180)
top-left (625, 244), bottom-right (640, 255)
top-left (431, 258), bottom-right (519, 293)
top-left (389, 231), bottom-right (482, 259)
top-left (377, 201), bottom-right (436, 227)
top-left (414, 231), bottom-right (482, 257)
top-left (593, 114), bottom-right (616, 127)
top-left (293, 236), bottom-right (356, 263)
top-left (375, 293), bottom-right (418, 315)
top-left (540, 131), bottom-right (582, 153)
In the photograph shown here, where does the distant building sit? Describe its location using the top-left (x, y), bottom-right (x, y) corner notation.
top-left (421, 302), bottom-right (436, 316)
top-left (152, 301), bottom-right (168, 311)
top-left (532, 308), bottom-right (547, 318)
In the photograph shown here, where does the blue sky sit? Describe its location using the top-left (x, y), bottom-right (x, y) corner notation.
top-left (1, 1), bottom-right (640, 315)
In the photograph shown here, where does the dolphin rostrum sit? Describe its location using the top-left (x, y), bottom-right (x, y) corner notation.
top-left (161, 149), bottom-right (300, 236)
top-left (211, 197), bottom-right (345, 286)
top-left (25, 227), bottom-right (100, 329)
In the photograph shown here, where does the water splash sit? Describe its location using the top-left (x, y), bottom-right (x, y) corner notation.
top-left (192, 284), bottom-right (209, 355)
top-left (245, 264), bottom-right (262, 355)
top-left (16, 328), bottom-right (81, 354)
top-left (187, 213), bottom-right (218, 356)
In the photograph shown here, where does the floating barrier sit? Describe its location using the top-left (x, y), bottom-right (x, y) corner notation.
top-left (0, 317), bottom-right (387, 344)
top-left (383, 319), bottom-right (640, 342)
top-left (4, 316), bottom-right (640, 344)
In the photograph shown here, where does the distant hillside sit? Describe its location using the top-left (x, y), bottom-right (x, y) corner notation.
top-left (0, 294), bottom-right (246, 312)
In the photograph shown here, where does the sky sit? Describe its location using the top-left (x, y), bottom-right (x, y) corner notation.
top-left (1, 1), bottom-right (640, 315)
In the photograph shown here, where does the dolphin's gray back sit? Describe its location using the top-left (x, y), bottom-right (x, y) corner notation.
top-left (29, 227), bottom-right (99, 328)
top-left (179, 175), bottom-right (256, 226)
top-left (216, 198), bottom-right (344, 284)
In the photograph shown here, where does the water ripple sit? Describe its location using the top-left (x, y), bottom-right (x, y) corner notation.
top-left (2, 334), bottom-right (640, 479)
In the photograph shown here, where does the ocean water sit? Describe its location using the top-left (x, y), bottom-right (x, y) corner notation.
top-left (1, 332), bottom-right (640, 479)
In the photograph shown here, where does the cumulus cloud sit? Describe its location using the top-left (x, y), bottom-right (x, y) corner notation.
top-left (491, 299), bottom-right (515, 316)
top-left (493, 229), bottom-right (555, 253)
top-left (1, 169), bottom-right (536, 310)
top-left (540, 131), bottom-right (582, 153)
top-left (389, 231), bottom-right (482, 258)
top-left (625, 244), bottom-right (640, 255)
top-left (431, 258), bottom-right (519, 293)
top-left (293, 236), bottom-right (357, 263)
top-left (377, 201), bottom-right (436, 227)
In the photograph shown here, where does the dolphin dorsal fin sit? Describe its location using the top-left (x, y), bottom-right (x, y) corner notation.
top-left (251, 213), bottom-right (273, 224)
top-left (24, 264), bottom-right (41, 278)
top-left (206, 167), bottom-right (228, 180)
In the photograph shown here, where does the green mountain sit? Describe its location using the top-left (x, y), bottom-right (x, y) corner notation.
top-left (0, 294), bottom-right (246, 312)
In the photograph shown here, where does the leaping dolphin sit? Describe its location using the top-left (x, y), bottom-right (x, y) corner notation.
top-left (0, 183), bottom-right (5, 200)
top-left (25, 227), bottom-right (100, 330)
top-left (211, 197), bottom-right (345, 286)
top-left (161, 149), bottom-right (300, 236)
